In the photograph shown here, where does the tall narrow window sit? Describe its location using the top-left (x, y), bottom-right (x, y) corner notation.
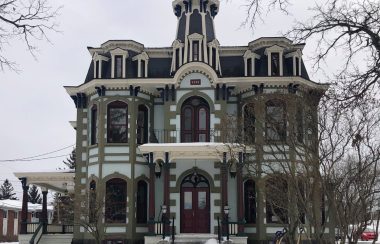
top-left (141, 60), bottom-right (146, 78)
top-left (89, 181), bottom-right (97, 223)
top-left (244, 104), bottom-right (255, 144)
top-left (95, 60), bottom-right (100, 79)
top-left (106, 178), bottom-right (127, 223)
top-left (212, 48), bottom-right (216, 69)
top-left (247, 58), bottom-right (252, 77)
top-left (271, 53), bottom-right (280, 76)
top-left (136, 180), bottom-right (148, 224)
top-left (137, 105), bottom-right (148, 144)
top-left (91, 105), bottom-right (98, 145)
top-left (193, 41), bottom-right (199, 61)
top-left (244, 180), bottom-right (256, 224)
top-left (181, 96), bottom-right (210, 142)
top-left (115, 55), bottom-right (123, 78)
top-left (295, 57), bottom-right (300, 76)
top-left (175, 49), bottom-right (180, 70)
top-left (107, 101), bottom-right (128, 143)
top-left (266, 100), bottom-right (286, 142)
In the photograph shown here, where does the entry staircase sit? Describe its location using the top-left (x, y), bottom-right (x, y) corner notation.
top-left (18, 222), bottom-right (73, 244)
top-left (145, 234), bottom-right (247, 244)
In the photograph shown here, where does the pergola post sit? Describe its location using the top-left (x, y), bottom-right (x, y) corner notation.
top-left (19, 177), bottom-right (29, 234)
top-left (41, 188), bottom-right (48, 233)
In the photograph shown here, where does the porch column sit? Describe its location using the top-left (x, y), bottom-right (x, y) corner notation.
top-left (148, 153), bottom-right (155, 234)
top-left (19, 177), bottom-right (29, 234)
top-left (237, 153), bottom-right (244, 234)
top-left (221, 152), bottom-right (228, 214)
top-left (221, 152), bottom-right (229, 236)
top-left (41, 188), bottom-right (48, 233)
top-left (163, 152), bottom-right (170, 233)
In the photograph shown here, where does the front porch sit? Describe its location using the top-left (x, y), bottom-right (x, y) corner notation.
top-left (138, 143), bottom-right (248, 239)
top-left (13, 171), bottom-right (75, 244)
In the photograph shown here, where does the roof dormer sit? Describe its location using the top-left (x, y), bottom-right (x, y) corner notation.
top-left (265, 45), bottom-right (285, 76)
top-left (110, 48), bottom-right (129, 79)
top-left (285, 49), bottom-right (303, 76)
top-left (243, 50), bottom-right (260, 77)
top-left (92, 52), bottom-right (109, 79)
top-left (132, 52), bottom-right (150, 78)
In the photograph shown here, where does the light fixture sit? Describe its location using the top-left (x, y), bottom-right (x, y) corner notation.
top-left (161, 205), bottom-right (167, 214)
top-left (155, 162), bottom-right (162, 178)
top-left (229, 160), bottom-right (237, 178)
top-left (224, 205), bottom-right (230, 215)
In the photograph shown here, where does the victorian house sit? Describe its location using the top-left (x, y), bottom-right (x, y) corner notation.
top-left (59, 0), bottom-right (331, 243)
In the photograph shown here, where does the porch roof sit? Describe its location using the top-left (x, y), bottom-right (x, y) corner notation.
top-left (14, 171), bottom-right (75, 194)
top-left (138, 142), bottom-right (245, 162)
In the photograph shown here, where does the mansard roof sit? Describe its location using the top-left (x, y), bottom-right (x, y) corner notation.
top-left (82, 37), bottom-right (311, 83)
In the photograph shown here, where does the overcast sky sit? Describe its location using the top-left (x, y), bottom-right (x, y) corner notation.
top-left (0, 0), bottom-right (323, 199)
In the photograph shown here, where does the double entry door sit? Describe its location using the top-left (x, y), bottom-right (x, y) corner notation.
top-left (181, 187), bottom-right (210, 233)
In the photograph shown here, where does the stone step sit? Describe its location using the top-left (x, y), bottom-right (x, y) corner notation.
top-left (145, 234), bottom-right (247, 244)
top-left (39, 234), bottom-right (73, 244)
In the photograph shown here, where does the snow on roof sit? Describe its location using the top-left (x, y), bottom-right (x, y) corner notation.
top-left (0, 199), bottom-right (53, 211)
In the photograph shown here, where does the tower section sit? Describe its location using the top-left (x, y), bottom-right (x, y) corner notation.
top-left (171, 0), bottom-right (222, 75)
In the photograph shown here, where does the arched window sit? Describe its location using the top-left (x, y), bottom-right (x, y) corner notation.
top-left (105, 178), bottom-right (127, 223)
top-left (90, 105), bottom-right (98, 145)
top-left (265, 100), bottom-right (286, 142)
top-left (89, 181), bottom-right (96, 223)
top-left (244, 180), bottom-right (256, 224)
top-left (107, 101), bottom-right (128, 143)
top-left (137, 105), bottom-right (148, 145)
top-left (136, 180), bottom-right (148, 224)
top-left (265, 176), bottom-right (288, 224)
top-left (244, 104), bottom-right (255, 144)
top-left (181, 97), bottom-right (210, 142)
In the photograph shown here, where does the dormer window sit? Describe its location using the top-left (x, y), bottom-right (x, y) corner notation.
top-left (115, 55), bottom-right (123, 78)
top-left (271, 53), bottom-right (280, 76)
top-left (265, 45), bottom-right (284, 76)
top-left (193, 41), bottom-right (199, 61)
top-left (92, 52), bottom-right (109, 79)
top-left (110, 48), bottom-right (129, 79)
top-left (243, 50), bottom-right (260, 77)
top-left (208, 39), bottom-right (221, 73)
top-left (171, 40), bottom-right (184, 73)
top-left (132, 52), bottom-right (149, 78)
top-left (285, 50), bottom-right (302, 76)
top-left (187, 33), bottom-right (203, 63)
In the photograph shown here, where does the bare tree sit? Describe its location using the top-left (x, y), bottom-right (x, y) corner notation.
top-left (0, 0), bottom-right (61, 71)
top-left (236, 0), bottom-right (380, 107)
top-left (76, 190), bottom-right (104, 244)
top-left (220, 88), bottom-right (380, 243)
top-left (287, 0), bottom-right (380, 107)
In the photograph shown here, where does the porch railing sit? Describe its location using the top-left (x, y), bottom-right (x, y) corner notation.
top-left (26, 222), bottom-right (74, 234)
top-left (149, 129), bottom-right (220, 143)
top-left (29, 223), bottom-right (43, 244)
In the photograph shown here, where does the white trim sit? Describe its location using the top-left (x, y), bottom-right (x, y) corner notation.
top-left (285, 50), bottom-right (303, 76)
top-left (132, 52), bottom-right (150, 78)
top-left (265, 45), bottom-right (284, 76)
top-left (243, 50), bottom-right (261, 76)
top-left (110, 48), bottom-right (129, 79)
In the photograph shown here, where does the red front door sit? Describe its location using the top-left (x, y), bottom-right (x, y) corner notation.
top-left (181, 187), bottom-right (210, 233)
top-left (181, 172), bottom-right (210, 233)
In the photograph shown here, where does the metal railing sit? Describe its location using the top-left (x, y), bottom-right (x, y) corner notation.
top-left (46, 224), bottom-right (74, 234)
top-left (149, 129), bottom-right (220, 143)
top-left (26, 222), bottom-right (40, 234)
top-left (29, 223), bottom-right (43, 244)
top-left (27, 222), bottom-right (74, 234)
